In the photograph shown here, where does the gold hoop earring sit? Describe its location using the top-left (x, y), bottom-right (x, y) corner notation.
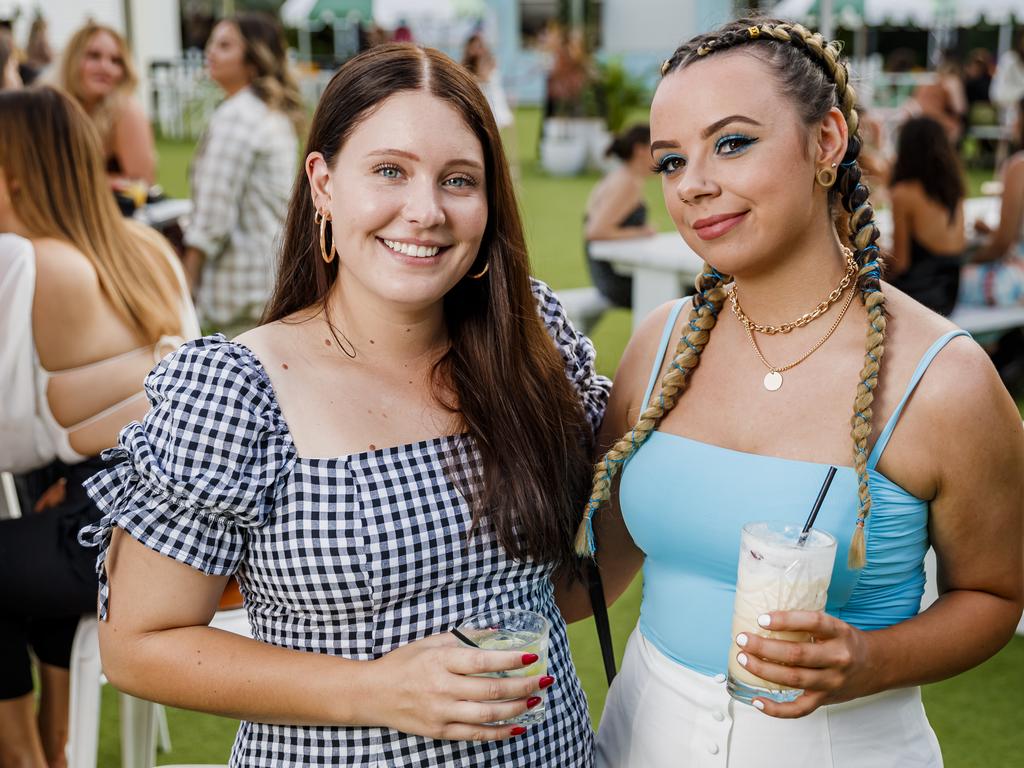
top-left (467, 261), bottom-right (489, 279)
top-left (317, 209), bottom-right (337, 264)
top-left (816, 163), bottom-right (838, 188)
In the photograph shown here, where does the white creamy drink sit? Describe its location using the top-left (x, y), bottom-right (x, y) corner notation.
top-left (726, 522), bottom-right (837, 704)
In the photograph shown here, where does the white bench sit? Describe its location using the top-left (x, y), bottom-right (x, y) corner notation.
top-left (948, 304), bottom-right (1024, 336)
top-left (558, 286), bottom-right (615, 335)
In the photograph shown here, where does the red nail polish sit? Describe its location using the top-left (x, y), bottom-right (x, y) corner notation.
top-left (521, 653), bottom-right (539, 665)
top-left (510, 726), bottom-right (527, 736)
top-left (539, 675), bottom-right (555, 689)
top-left (527, 696), bottom-right (542, 708)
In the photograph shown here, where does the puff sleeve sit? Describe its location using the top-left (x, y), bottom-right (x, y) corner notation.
top-left (80, 337), bottom-right (295, 618)
top-left (530, 278), bottom-right (612, 437)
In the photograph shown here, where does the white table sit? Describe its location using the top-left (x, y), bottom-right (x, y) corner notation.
top-left (588, 232), bottom-right (705, 331)
top-left (589, 197), bottom-right (1003, 332)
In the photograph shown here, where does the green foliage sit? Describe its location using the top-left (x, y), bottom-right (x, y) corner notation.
top-left (594, 57), bottom-right (651, 134)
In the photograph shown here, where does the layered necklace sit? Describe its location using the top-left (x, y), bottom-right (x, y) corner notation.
top-left (729, 247), bottom-right (857, 392)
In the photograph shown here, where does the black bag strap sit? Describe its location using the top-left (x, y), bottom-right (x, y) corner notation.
top-left (585, 560), bottom-right (616, 686)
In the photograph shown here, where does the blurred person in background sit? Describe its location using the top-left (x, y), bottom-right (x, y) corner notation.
top-left (887, 116), bottom-right (965, 316)
top-left (962, 96), bottom-right (1024, 306)
top-left (991, 31), bottom-right (1024, 137)
top-left (462, 33), bottom-right (513, 131)
top-left (0, 86), bottom-right (197, 768)
top-left (964, 49), bottom-right (994, 110)
top-left (584, 124), bottom-right (655, 308)
top-left (183, 12), bottom-right (302, 336)
top-left (0, 27), bottom-right (22, 89)
top-left (21, 13), bottom-right (53, 85)
top-left (905, 52), bottom-right (967, 144)
top-left (58, 22), bottom-right (156, 186)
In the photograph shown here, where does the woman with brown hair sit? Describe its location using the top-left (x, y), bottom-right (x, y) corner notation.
top-left (887, 116), bottom-right (966, 316)
top-left (182, 12), bottom-right (303, 335)
top-left (58, 22), bottom-right (156, 185)
top-left (558, 18), bottom-right (1021, 767)
top-left (80, 43), bottom-right (605, 766)
top-left (0, 86), bottom-right (196, 768)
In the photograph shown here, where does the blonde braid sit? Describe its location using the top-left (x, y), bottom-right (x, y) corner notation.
top-left (796, 23), bottom-right (887, 569)
top-left (574, 266), bottom-right (731, 555)
top-left (659, 17), bottom-right (887, 569)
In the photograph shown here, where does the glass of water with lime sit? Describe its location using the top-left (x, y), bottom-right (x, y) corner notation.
top-left (457, 608), bottom-right (550, 726)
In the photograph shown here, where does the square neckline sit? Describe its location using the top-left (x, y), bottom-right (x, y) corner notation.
top-left (221, 334), bottom-right (469, 465)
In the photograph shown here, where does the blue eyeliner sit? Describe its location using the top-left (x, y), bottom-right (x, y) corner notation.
top-left (714, 134), bottom-right (758, 155)
top-left (653, 153), bottom-right (685, 175)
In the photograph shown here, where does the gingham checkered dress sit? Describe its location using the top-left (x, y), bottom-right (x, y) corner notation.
top-left (81, 281), bottom-right (608, 767)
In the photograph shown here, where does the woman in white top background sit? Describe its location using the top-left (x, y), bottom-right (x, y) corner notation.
top-left (0, 86), bottom-right (197, 768)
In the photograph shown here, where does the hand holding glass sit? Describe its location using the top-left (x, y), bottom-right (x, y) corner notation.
top-left (456, 609), bottom-right (550, 726)
top-left (727, 521), bottom-right (837, 705)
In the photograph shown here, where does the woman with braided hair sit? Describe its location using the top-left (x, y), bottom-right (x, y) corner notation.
top-left (556, 18), bottom-right (1023, 767)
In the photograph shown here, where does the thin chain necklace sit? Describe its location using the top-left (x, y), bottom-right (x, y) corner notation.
top-left (737, 278), bottom-right (858, 391)
top-left (730, 247), bottom-right (856, 335)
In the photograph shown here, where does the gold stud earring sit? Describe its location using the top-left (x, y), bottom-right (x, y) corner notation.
top-left (816, 162), bottom-right (838, 188)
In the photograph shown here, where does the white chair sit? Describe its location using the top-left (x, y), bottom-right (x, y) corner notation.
top-left (67, 605), bottom-right (251, 768)
top-left (558, 286), bottom-right (614, 335)
top-left (1, 471), bottom-right (21, 520)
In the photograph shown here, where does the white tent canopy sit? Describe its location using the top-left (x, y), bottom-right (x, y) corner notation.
top-left (773, 0), bottom-right (1021, 29)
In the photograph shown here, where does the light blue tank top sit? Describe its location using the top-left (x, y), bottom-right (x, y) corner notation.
top-left (619, 298), bottom-right (969, 678)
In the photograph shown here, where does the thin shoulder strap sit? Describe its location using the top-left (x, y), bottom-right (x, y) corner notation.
top-left (641, 298), bottom-right (690, 411)
top-left (868, 329), bottom-right (970, 469)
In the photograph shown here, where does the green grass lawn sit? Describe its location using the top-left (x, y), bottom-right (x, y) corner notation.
top-left (96, 112), bottom-right (1024, 766)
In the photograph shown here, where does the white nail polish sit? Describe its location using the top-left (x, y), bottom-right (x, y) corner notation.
top-left (757, 614), bottom-right (771, 627)
top-left (737, 652), bottom-right (748, 667)
top-left (736, 633), bottom-right (748, 647)
top-left (753, 700), bottom-right (765, 711)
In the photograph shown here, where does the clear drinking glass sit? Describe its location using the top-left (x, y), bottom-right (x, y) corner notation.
top-left (457, 608), bottom-right (550, 726)
top-left (726, 521), bottom-right (837, 705)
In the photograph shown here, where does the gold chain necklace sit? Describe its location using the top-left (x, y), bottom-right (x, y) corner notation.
top-left (729, 247), bottom-right (856, 335)
top-left (739, 279), bottom-right (858, 391)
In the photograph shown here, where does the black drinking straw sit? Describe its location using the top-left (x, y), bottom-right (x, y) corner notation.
top-left (797, 466), bottom-right (838, 546)
top-left (451, 628), bottom-right (480, 647)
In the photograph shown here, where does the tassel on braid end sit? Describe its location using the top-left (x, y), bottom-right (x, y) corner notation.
top-left (574, 502), bottom-right (597, 557)
top-left (847, 519), bottom-right (867, 569)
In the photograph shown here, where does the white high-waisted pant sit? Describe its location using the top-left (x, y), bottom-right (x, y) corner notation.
top-left (596, 628), bottom-right (942, 768)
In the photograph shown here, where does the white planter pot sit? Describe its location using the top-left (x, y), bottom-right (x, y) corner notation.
top-left (540, 135), bottom-right (589, 176)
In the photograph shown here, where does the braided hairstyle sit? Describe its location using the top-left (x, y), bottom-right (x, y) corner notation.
top-left (575, 18), bottom-right (884, 570)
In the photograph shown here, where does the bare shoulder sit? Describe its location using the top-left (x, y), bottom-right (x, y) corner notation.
top-left (884, 288), bottom-right (1019, 451)
top-left (32, 238), bottom-right (100, 317)
top-left (888, 180), bottom-right (925, 208)
top-left (234, 311), bottom-right (320, 369)
top-left (614, 298), bottom-right (691, 414)
top-left (114, 96), bottom-right (148, 129)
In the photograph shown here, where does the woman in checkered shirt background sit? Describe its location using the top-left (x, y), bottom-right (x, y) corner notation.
top-left (182, 13), bottom-right (303, 336)
top-left (81, 44), bottom-right (607, 766)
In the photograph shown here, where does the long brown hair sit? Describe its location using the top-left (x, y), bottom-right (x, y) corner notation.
top-left (890, 116), bottom-right (964, 220)
top-left (58, 23), bottom-right (138, 150)
top-left (578, 18), bottom-right (885, 570)
top-left (0, 86), bottom-right (183, 343)
top-left (263, 44), bottom-right (594, 570)
top-left (231, 13), bottom-right (305, 134)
